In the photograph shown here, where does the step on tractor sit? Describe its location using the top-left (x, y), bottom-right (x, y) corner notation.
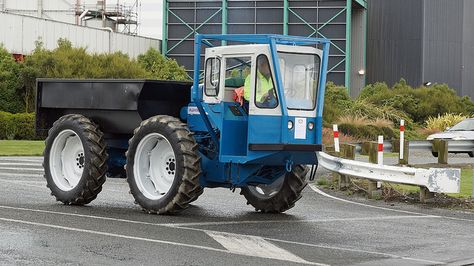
top-left (36, 34), bottom-right (330, 214)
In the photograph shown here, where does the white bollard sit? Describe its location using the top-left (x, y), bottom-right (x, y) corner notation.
top-left (333, 124), bottom-right (340, 153)
top-left (399, 120), bottom-right (405, 160)
top-left (377, 135), bottom-right (383, 188)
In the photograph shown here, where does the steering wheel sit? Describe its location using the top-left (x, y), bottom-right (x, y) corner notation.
top-left (260, 89), bottom-right (277, 107)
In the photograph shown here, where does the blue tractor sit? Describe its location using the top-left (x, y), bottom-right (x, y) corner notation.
top-left (37, 34), bottom-right (330, 214)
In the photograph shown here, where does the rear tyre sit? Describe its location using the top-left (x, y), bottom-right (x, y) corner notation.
top-left (241, 165), bottom-right (308, 213)
top-left (431, 152), bottom-right (438, 157)
top-left (126, 115), bottom-right (202, 214)
top-left (468, 151), bottom-right (474, 158)
top-left (44, 114), bottom-right (107, 205)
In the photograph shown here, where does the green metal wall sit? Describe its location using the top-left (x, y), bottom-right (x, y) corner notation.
top-left (163, 0), bottom-right (367, 92)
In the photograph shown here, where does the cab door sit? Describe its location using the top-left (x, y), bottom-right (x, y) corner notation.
top-left (247, 52), bottom-right (283, 150)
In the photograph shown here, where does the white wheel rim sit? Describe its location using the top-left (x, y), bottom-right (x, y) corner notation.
top-left (49, 129), bottom-right (84, 191)
top-left (134, 133), bottom-right (176, 200)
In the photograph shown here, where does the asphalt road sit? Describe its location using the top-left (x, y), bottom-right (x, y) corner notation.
top-left (0, 156), bottom-right (473, 265)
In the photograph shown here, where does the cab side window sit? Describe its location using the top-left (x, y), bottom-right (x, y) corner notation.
top-left (205, 58), bottom-right (220, 96)
top-left (254, 55), bottom-right (278, 109)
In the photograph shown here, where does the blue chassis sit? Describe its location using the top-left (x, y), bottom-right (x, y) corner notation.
top-left (189, 34), bottom-right (331, 188)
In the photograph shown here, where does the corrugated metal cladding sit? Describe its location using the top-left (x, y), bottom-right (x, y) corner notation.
top-left (0, 12), bottom-right (160, 58)
top-left (164, 0), bottom-right (367, 93)
top-left (367, 0), bottom-right (474, 100)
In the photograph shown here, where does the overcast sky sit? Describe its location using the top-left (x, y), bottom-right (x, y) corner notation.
top-left (137, 0), bottom-right (163, 39)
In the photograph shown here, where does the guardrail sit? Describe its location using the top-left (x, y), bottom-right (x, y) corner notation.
top-left (317, 152), bottom-right (461, 194)
top-left (352, 139), bottom-right (474, 164)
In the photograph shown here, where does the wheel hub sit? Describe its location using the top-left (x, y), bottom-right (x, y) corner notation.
top-left (166, 158), bottom-right (176, 175)
top-left (76, 152), bottom-right (85, 169)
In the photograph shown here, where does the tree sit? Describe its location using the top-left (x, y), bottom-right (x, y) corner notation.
top-left (0, 45), bottom-right (24, 113)
top-left (137, 47), bottom-right (189, 81)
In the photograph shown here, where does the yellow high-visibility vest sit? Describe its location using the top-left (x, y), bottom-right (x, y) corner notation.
top-left (243, 71), bottom-right (274, 102)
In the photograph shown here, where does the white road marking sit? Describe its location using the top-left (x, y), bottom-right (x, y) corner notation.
top-left (0, 205), bottom-right (435, 227)
top-left (308, 183), bottom-right (474, 222)
top-left (0, 205), bottom-right (446, 264)
top-left (164, 215), bottom-right (437, 227)
top-left (0, 159), bottom-right (42, 163)
top-left (207, 231), bottom-right (321, 265)
top-left (0, 167), bottom-right (43, 171)
top-left (0, 172), bottom-right (43, 178)
top-left (184, 227), bottom-right (446, 265)
top-left (0, 179), bottom-right (45, 189)
top-left (0, 216), bottom-right (321, 265)
top-left (0, 163), bottom-right (42, 167)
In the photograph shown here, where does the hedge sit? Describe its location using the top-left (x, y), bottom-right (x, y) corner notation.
top-left (0, 111), bottom-right (36, 140)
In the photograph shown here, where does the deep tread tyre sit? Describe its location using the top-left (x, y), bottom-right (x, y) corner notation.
top-left (126, 115), bottom-right (202, 214)
top-left (43, 114), bottom-right (107, 205)
top-left (432, 152), bottom-right (438, 157)
top-left (241, 165), bottom-right (309, 213)
top-left (468, 151), bottom-right (474, 158)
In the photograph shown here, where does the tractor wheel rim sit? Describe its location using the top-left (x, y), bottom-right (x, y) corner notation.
top-left (134, 133), bottom-right (175, 200)
top-left (249, 174), bottom-right (285, 199)
top-left (49, 129), bottom-right (84, 191)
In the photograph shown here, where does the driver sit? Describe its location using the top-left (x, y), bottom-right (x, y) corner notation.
top-left (243, 56), bottom-right (277, 108)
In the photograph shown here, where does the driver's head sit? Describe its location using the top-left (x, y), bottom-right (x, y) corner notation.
top-left (258, 57), bottom-right (271, 79)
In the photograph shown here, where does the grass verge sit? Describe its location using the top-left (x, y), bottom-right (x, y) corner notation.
top-left (0, 140), bottom-right (45, 156)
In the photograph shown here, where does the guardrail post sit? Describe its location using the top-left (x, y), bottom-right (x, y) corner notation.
top-left (338, 143), bottom-right (355, 189)
top-left (368, 141), bottom-right (382, 199)
top-left (432, 139), bottom-right (448, 164)
top-left (392, 139), bottom-right (409, 165)
top-left (324, 145), bottom-right (340, 184)
top-left (420, 187), bottom-right (435, 203)
top-left (361, 142), bottom-right (370, 155)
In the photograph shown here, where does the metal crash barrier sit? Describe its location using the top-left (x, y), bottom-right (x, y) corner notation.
top-left (317, 152), bottom-right (461, 194)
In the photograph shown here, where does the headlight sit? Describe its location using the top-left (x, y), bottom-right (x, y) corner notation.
top-left (288, 120), bottom-right (294, 129)
top-left (308, 122), bottom-right (314, 130)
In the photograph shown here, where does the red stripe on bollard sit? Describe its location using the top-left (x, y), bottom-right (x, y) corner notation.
top-left (378, 143), bottom-right (383, 152)
top-left (334, 131), bottom-right (339, 138)
top-left (400, 125), bottom-right (404, 131)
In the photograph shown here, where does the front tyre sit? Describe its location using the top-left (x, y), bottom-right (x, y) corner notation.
top-left (126, 115), bottom-right (202, 214)
top-left (44, 114), bottom-right (107, 205)
top-left (241, 165), bottom-right (309, 213)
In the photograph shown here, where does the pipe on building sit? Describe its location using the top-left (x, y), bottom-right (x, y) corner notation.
top-left (102, 27), bottom-right (114, 53)
top-left (78, 9), bottom-right (89, 26)
top-left (37, 0), bottom-right (43, 18)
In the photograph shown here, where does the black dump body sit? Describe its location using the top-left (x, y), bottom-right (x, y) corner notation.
top-left (36, 79), bottom-right (192, 138)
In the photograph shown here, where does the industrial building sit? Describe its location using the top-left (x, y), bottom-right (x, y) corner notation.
top-left (367, 0), bottom-right (474, 100)
top-left (0, 0), bottom-right (159, 58)
top-left (162, 0), bottom-right (368, 97)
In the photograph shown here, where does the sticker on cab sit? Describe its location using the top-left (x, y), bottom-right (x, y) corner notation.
top-left (294, 117), bottom-right (306, 139)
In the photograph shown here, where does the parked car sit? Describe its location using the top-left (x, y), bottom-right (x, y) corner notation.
top-left (427, 118), bottom-right (474, 157)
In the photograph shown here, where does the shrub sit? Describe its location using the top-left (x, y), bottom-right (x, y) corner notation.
top-left (336, 115), bottom-right (370, 127)
top-left (357, 79), bottom-right (474, 124)
top-left (425, 113), bottom-right (468, 131)
top-left (338, 123), bottom-right (394, 141)
top-left (322, 127), bottom-right (356, 145)
top-left (323, 82), bottom-right (354, 125)
top-left (0, 111), bottom-right (36, 140)
top-left (336, 115), bottom-right (395, 140)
